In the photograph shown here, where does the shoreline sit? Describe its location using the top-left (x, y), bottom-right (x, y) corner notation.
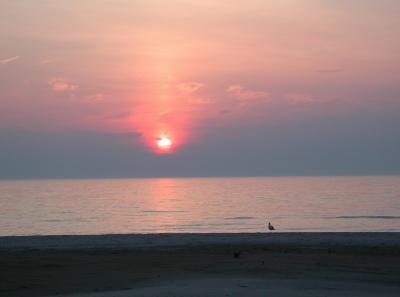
top-left (1, 233), bottom-right (400, 297)
top-left (1, 232), bottom-right (400, 250)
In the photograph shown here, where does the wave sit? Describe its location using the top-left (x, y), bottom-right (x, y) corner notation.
top-left (142, 210), bottom-right (186, 213)
top-left (224, 216), bottom-right (255, 220)
top-left (336, 215), bottom-right (400, 220)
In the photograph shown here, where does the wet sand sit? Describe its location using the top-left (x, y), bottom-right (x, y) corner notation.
top-left (1, 233), bottom-right (400, 296)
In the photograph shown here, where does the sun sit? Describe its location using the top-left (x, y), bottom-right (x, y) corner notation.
top-left (157, 136), bottom-right (172, 151)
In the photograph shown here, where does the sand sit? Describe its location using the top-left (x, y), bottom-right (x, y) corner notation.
top-left (55, 279), bottom-right (400, 297)
top-left (1, 233), bottom-right (400, 297)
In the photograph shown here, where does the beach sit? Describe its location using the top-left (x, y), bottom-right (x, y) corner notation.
top-left (1, 233), bottom-right (400, 296)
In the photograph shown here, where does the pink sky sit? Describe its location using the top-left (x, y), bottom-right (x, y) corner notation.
top-left (1, 0), bottom-right (399, 153)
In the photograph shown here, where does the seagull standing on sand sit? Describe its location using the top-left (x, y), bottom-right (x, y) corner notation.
top-left (267, 221), bottom-right (275, 231)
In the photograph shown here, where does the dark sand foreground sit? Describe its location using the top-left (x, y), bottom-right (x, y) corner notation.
top-left (1, 233), bottom-right (400, 296)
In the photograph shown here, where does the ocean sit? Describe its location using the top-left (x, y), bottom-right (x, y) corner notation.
top-left (0, 176), bottom-right (399, 235)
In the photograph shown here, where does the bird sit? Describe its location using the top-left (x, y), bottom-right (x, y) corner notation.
top-left (233, 251), bottom-right (241, 259)
top-left (267, 221), bottom-right (275, 231)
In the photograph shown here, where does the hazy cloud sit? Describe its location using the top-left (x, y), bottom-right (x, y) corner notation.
top-left (120, 131), bottom-right (142, 138)
top-left (37, 57), bottom-right (60, 65)
top-left (219, 109), bottom-right (232, 115)
top-left (107, 112), bottom-right (131, 119)
top-left (285, 93), bottom-right (314, 103)
top-left (317, 68), bottom-right (344, 73)
top-left (226, 84), bottom-right (269, 100)
top-left (177, 82), bottom-right (205, 93)
top-left (48, 78), bottom-right (78, 92)
top-left (82, 93), bottom-right (104, 101)
top-left (0, 56), bottom-right (19, 65)
top-left (189, 96), bottom-right (211, 105)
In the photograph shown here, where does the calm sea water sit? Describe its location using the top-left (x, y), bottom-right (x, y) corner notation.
top-left (0, 176), bottom-right (399, 235)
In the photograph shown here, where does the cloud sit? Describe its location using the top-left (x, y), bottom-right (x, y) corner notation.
top-left (120, 131), bottom-right (142, 138)
top-left (219, 109), bottom-right (232, 115)
top-left (0, 56), bottom-right (19, 65)
top-left (189, 96), bottom-right (211, 105)
top-left (82, 93), bottom-right (104, 101)
top-left (226, 84), bottom-right (269, 100)
top-left (107, 112), bottom-right (131, 119)
top-left (317, 68), bottom-right (344, 73)
top-left (177, 82), bottom-right (205, 93)
top-left (37, 57), bottom-right (60, 65)
top-left (285, 93), bottom-right (314, 103)
top-left (48, 78), bottom-right (78, 92)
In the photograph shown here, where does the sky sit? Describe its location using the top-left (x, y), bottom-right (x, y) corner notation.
top-left (0, 0), bottom-right (399, 178)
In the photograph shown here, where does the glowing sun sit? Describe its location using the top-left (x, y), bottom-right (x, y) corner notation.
top-left (157, 136), bottom-right (172, 151)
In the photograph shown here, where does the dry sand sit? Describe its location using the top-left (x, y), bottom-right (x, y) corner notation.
top-left (1, 233), bottom-right (399, 297)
